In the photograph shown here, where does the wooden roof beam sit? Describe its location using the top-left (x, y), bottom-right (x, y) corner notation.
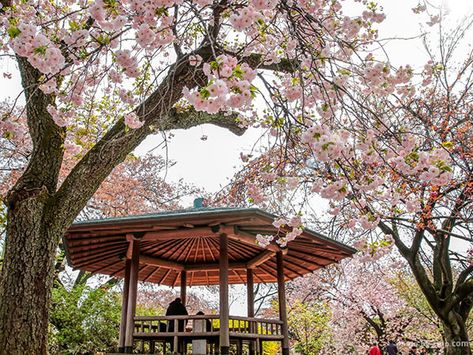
top-left (229, 228), bottom-right (281, 253)
top-left (247, 250), bottom-right (275, 269)
top-left (139, 255), bottom-right (185, 271)
top-left (142, 225), bottom-right (234, 241)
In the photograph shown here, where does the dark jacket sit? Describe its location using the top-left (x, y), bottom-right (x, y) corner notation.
top-left (386, 343), bottom-right (398, 355)
top-left (166, 299), bottom-right (188, 332)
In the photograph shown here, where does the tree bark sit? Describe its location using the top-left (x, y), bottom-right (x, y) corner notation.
top-left (0, 191), bottom-right (61, 354)
top-left (443, 311), bottom-right (471, 355)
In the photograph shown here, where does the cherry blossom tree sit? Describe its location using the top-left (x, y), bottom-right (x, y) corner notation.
top-left (0, 0), bottom-right (391, 352)
top-left (211, 9), bottom-right (473, 355)
top-left (286, 256), bottom-right (446, 353)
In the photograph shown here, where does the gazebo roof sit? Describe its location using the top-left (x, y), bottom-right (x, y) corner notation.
top-left (63, 206), bottom-right (356, 286)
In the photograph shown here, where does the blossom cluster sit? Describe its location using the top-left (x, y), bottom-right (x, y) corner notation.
top-left (183, 55), bottom-right (257, 114)
top-left (9, 23), bottom-right (65, 75)
top-left (255, 216), bottom-right (304, 248)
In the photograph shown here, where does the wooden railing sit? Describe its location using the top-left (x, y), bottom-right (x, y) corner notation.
top-left (133, 314), bottom-right (283, 339)
top-left (228, 316), bottom-right (283, 339)
top-left (134, 315), bottom-right (220, 337)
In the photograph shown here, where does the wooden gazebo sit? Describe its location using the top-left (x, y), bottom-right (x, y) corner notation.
top-left (63, 205), bottom-right (355, 354)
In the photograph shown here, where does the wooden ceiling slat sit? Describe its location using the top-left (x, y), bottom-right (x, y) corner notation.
top-left (228, 238), bottom-right (260, 254)
top-left (252, 270), bottom-right (267, 284)
top-left (202, 237), bottom-right (216, 262)
top-left (70, 244), bottom-right (127, 265)
top-left (174, 238), bottom-right (195, 263)
top-left (180, 238), bottom-right (197, 264)
top-left (110, 266), bottom-right (125, 278)
top-left (290, 240), bottom-right (345, 255)
top-left (279, 258), bottom-right (310, 277)
top-left (285, 252), bottom-right (324, 268)
top-left (172, 271), bottom-right (180, 287)
top-left (205, 237), bottom-right (220, 260)
top-left (73, 247), bottom-right (126, 269)
top-left (232, 269), bottom-right (246, 284)
top-left (284, 254), bottom-right (322, 271)
top-left (72, 242), bottom-right (127, 259)
top-left (226, 239), bottom-right (245, 261)
top-left (142, 266), bottom-right (159, 282)
top-left (208, 237), bottom-right (219, 258)
top-left (186, 239), bottom-right (199, 264)
top-left (289, 248), bottom-right (336, 264)
top-left (143, 266), bottom-right (163, 283)
top-left (161, 238), bottom-right (191, 259)
top-left (71, 244), bottom-right (126, 264)
top-left (258, 263), bottom-right (278, 279)
top-left (194, 237), bottom-right (201, 263)
top-left (158, 269), bottom-right (172, 285)
top-left (140, 238), bottom-right (178, 255)
top-left (227, 239), bottom-right (255, 259)
top-left (138, 239), bottom-right (162, 249)
top-left (66, 235), bottom-right (125, 247)
top-left (89, 259), bottom-right (122, 275)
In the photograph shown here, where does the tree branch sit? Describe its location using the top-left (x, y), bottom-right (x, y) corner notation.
top-left (7, 57), bottom-right (65, 207)
top-left (447, 277), bottom-right (473, 313)
top-left (52, 48), bottom-right (245, 231)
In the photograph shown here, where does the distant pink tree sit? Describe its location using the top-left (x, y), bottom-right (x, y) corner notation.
top-left (287, 256), bottom-right (442, 353)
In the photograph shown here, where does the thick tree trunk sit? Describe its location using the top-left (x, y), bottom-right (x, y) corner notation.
top-left (0, 189), bottom-right (61, 354)
top-left (443, 311), bottom-right (471, 355)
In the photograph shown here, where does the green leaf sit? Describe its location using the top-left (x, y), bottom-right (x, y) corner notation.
top-left (7, 26), bottom-right (21, 38)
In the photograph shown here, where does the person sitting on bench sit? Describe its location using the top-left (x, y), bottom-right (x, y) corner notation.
top-left (165, 297), bottom-right (188, 332)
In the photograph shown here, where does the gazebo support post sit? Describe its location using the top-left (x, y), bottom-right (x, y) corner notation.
top-left (124, 239), bottom-right (140, 353)
top-left (180, 270), bottom-right (187, 305)
top-left (219, 233), bottom-right (230, 355)
top-left (277, 251), bottom-right (290, 355)
top-left (118, 258), bottom-right (131, 353)
top-left (247, 268), bottom-right (256, 355)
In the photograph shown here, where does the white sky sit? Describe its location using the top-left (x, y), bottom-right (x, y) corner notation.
top-left (1, 0), bottom-right (471, 314)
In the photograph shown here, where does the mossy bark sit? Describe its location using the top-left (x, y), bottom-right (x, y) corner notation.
top-left (443, 311), bottom-right (471, 355)
top-left (0, 191), bottom-right (61, 354)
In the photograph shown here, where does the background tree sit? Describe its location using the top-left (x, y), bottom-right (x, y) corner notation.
top-left (287, 300), bottom-right (331, 355)
top-left (213, 10), bottom-right (473, 355)
top-left (49, 276), bottom-right (122, 355)
top-left (284, 255), bottom-right (449, 353)
top-left (0, 0), bottom-right (386, 352)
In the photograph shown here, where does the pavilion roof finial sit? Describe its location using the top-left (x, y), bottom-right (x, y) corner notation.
top-left (193, 197), bottom-right (204, 209)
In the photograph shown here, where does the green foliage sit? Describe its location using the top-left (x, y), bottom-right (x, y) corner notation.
top-left (287, 300), bottom-right (332, 355)
top-left (135, 303), bottom-right (164, 317)
top-left (262, 340), bottom-right (279, 354)
top-left (49, 282), bottom-right (121, 354)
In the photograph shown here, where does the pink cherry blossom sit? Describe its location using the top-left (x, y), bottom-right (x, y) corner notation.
top-left (124, 113), bottom-right (144, 129)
